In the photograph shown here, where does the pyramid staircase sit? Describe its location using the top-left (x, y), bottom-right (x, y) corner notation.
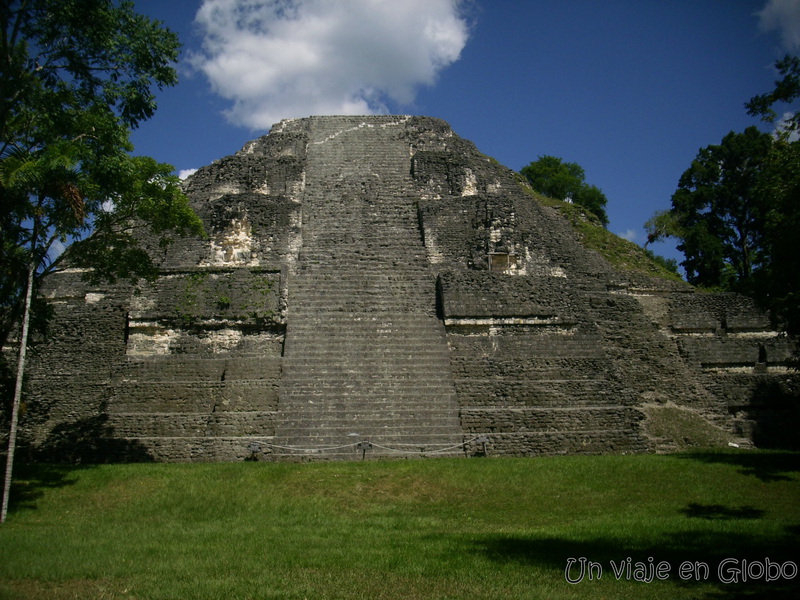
top-left (273, 118), bottom-right (464, 459)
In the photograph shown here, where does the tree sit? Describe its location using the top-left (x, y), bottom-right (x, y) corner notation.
top-left (753, 137), bottom-right (800, 337)
top-left (0, 0), bottom-right (204, 523)
top-left (646, 54), bottom-right (800, 337)
top-left (746, 54), bottom-right (800, 135)
top-left (654, 127), bottom-right (773, 290)
top-left (745, 54), bottom-right (800, 337)
top-left (520, 155), bottom-right (609, 225)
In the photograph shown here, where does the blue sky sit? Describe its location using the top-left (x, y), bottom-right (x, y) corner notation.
top-left (130, 0), bottom-right (800, 264)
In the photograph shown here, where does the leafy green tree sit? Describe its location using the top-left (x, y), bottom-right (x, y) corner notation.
top-left (746, 54), bottom-right (800, 135)
top-left (655, 127), bottom-right (773, 290)
top-left (745, 54), bottom-right (800, 337)
top-left (647, 54), bottom-right (800, 337)
top-left (753, 137), bottom-right (800, 337)
top-left (520, 155), bottom-right (609, 225)
top-left (0, 0), bottom-right (204, 523)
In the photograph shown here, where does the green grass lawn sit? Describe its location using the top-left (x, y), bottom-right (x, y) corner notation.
top-left (0, 451), bottom-right (798, 600)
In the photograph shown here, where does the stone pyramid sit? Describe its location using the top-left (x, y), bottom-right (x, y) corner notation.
top-left (17, 116), bottom-right (798, 461)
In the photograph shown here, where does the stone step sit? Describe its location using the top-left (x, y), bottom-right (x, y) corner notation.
top-left (291, 279), bottom-right (431, 288)
top-left (294, 251), bottom-right (429, 261)
top-left (268, 446), bottom-right (467, 461)
top-left (281, 370), bottom-right (454, 382)
top-left (296, 249), bottom-right (427, 258)
top-left (276, 404), bottom-right (460, 415)
top-left (289, 275), bottom-right (433, 285)
top-left (282, 342), bottom-right (450, 352)
top-left (110, 379), bottom-right (279, 391)
top-left (460, 406), bottom-right (643, 433)
top-left (271, 431), bottom-right (465, 447)
top-left (285, 310), bottom-right (440, 319)
top-left (288, 289), bottom-right (431, 299)
top-left (275, 423), bottom-right (462, 436)
top-left (283, 362), bottom-right (451, 371)
top-left (100, 436), bottom-right (278, 462)
top-left (301, 224), bottom-right (421, 232)
top-left (108, 386), bottom-right (279, 413)
top-left (107, 411), bottom-right (278, 437)
top-left (287, 301), bottom-right (435, 309)
top-left (287, 308), bottom-right (439, 317)
top-left (278, 383), bottom-right (458, 395)
top-left (277, 399), bottom-right (459, 411)
top-left (280, 371), bottom-right (455, 381)
top-left (283, 323), bottom-right (447, 335)
top-left (283, 325), bottom-right (448, 338)
top-left (279, 398), bottom-right (461, 408)
top-left (288, 280), bottom-right (433, 289)
top-left (449, 346), bottom-right (608, 360)
top-left (272, 431), bottom-right (465, 443)
top-left (282, 331), bottom-right (450, 347)
top-left (280, 379), bottom-right (455, 390)
top-left (114, 357), bottom-right (281, 382)
top-left (295, 248), bottom-right (428, 258)
top-left (271, 444), bottom-right (466, 458)
top-left (451, 352), bottom-right (610, 364)
top-left (276, 371), bottom-right (461, 388)
top-left (279, 371), bottom-right (455, 381)
top-left (275, 401), bottom-right (459, 413)
top-left (280, 385), bottom-right (455, 394)
top-left (274, 424), bottom-right (462, 437)
top-left (289, 296), bottom-right (432, 304)
top-left (281, 346), bottom-right (452, 357)
top-left (298, 224), bottom-right (424, 234)
top-left (287, 283), bottom-right (433, 294)
top-left (456, 395), bottom-right (628, 408)
top-left (462, 430), bottom-right (651, 457)
top-left (284, 326), bottom-right (447, 336)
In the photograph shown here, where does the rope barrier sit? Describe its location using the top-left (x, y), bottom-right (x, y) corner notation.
top-left (260, 436), bottom-right (484, 456)
top-left (370, 436), bottom-right (481, 454)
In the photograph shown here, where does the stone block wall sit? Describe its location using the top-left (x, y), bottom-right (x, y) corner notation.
top-left (7, 115), bottom-right (798, 462)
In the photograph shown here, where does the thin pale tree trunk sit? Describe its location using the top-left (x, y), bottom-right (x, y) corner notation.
top-left (1, 259), bottom-right (35, 523)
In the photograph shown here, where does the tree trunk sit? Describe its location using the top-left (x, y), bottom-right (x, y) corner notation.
top-left (1, 259), bottom-right (35, 523)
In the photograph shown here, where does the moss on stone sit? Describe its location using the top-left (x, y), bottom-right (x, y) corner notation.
top-left (642, 403), bottom-right (734, 451)
top-left (517, 180), bottom-right (685, 284)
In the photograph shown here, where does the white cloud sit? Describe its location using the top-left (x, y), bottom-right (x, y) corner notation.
top-left (771, 111), bottom-right (800, 140)
top-left (49, 238), bottom-right (67, 261)
top-left (191, 0), bottom-right (471, 130)
top-left (179, 168), bottom-right (199, 180)
top-left (618, 229), bottom-right (638, 243)
top-left (758, 0), bottom-right (800, 50)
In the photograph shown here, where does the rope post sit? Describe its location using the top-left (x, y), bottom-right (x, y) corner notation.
top-left (357, 440), bottom-right (372, 460)
top-left (476, 435), bottom-right (490, 456)
top-left (248, 442), bottom-right (262, 461)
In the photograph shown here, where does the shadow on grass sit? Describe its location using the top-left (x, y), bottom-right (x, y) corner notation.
top-left (1, 463), bottom-right (89, 514)
top-left (680, 504), bottom-right (766, 520)
top-left (474, 450), bottom-right (800, 598)
top-left (2, 412), bottom-right (154, 517)
top-left (475, 526), bottom-right (799, 599)
top-left (677, 450), bottom-right (800, 482)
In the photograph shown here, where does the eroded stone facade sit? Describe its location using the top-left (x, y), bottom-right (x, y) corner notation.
top-left (8, 116), bottom-right (798, 462)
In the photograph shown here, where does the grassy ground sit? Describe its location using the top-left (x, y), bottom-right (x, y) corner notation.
top-left (0, 451), bottom-right (798, 600)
